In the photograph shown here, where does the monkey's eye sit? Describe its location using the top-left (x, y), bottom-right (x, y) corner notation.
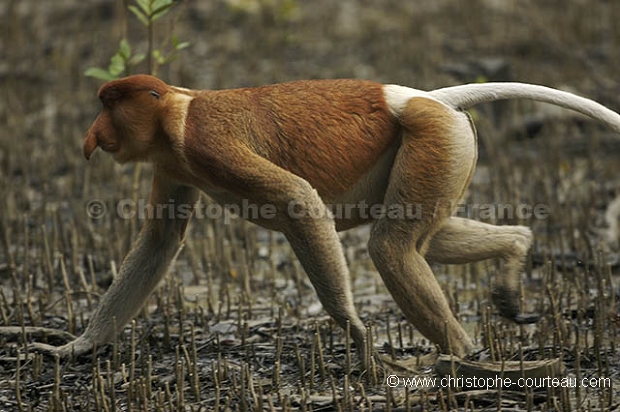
top-left (149, 90), bottom-right (160, 99)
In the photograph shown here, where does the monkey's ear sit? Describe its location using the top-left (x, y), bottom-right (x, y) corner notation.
top-left (149, 90), bottom-right (161, 100)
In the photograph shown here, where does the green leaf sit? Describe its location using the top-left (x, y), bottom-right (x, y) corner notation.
top-left (171, 35), bottom-right (189, 50)
top-left (84, 67), bottom-right (117, 81)
top-left (129, 53), bottom-right (146, 66)
top-left (109, 53), bottom-right (126, 76)
top-left (152, 0), bottom-right (173, 11)
top-left (152, 49), bottom-right (166, 64)
top-left (118, 39), bottom-right (132, 60)
top-left (135, 0), bottom-right (151, 14)
top-left (175, 41), bottom-right (190, 50)
top-left (128, 5), bottom-right (149, 26)
top-left (151, 3), bottom-right (174, 21)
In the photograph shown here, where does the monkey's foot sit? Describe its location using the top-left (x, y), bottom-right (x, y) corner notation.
top-left (434, 354), bottom-right (565, 381)
top-left (491, 286), bottom-right (541, 325)
top-left (31, 336), bottom-right (95, 358)
top-left (380, 351), bottom-right (439, 373)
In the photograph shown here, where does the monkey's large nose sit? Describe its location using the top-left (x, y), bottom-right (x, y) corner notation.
top-left (83, 130), bottom-right (98, 160)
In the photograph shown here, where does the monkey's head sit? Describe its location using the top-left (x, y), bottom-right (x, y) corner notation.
top-left (84, 75), bottom-right (169, 163)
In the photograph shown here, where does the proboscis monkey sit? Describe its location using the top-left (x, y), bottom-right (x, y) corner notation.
top-left (36, 75), bottom-right (620, 364)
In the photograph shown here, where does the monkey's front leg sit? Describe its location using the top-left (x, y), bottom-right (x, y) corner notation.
top-left (187, 145), bottom-right (370, 365)
top-left (33, 169), bottom-right (199, 356)
top-left (284, 198), bottom-right (369, 365)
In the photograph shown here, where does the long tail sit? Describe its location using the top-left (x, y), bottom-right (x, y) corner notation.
top-left (429, 82), bottom-right (620, 134)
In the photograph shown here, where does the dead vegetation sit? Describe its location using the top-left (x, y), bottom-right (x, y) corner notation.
top-left (0, 0), bottom-right (619, 410)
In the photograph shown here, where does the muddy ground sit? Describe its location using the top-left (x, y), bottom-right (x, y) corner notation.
top-left (0, 0), bottom-right (619, 410)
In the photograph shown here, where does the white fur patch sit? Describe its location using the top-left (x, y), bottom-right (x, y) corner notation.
top-left (170, 85), bottom-right (194, 95)
top-left (163, 92), bottom-right (193, 146)
top-left (382, 84), bottom-right (438, 117)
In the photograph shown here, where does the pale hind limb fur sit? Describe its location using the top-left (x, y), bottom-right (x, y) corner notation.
top-left (426, 218), bottom-right (535, 322)
top-left (368, 97), bottom-right (477, 357)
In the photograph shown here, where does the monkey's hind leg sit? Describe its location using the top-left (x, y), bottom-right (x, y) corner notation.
top-left (368, 97), bottom-right (477, 357)
top-left (426, 217), bottom-right (539, 323)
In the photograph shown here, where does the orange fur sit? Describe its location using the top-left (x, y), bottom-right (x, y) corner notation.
top-left (44, 74), bottom-right (620, 364)
top-left (74, 75), bottom-right (510, 364)
top-left (181, 80), bottom-right (399, 198)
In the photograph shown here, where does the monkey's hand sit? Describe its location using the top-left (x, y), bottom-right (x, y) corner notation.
top-left (30, 335), bottom-right (95, 358)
